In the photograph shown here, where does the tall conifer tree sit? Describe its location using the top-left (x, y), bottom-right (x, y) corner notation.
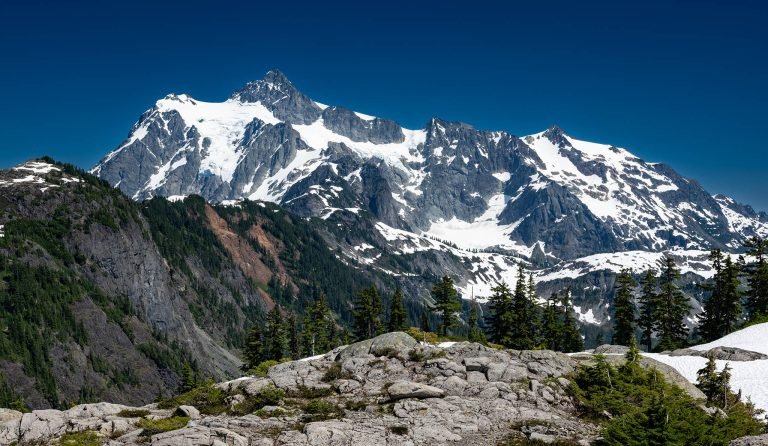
top-left (638, 269), bottom-right (658, 352)
top-left (612, 269), bottom-right (637, 346)
top-left (432, 276), bottom-right (461, 335)
top-left (655, 256), bottom-right (690, 351)
top-left (560, 288), bottom-right (583, 353)
top-left (387, 287), bottom-right (408, 332)
top-left (541, 292), bottom-right (561, 351)
top-left (744, 236), bottom-right (768, 320)
top-left (487, 281), bottom-right (514, 346)
top-left (352, 285), bottom-right (384, 340)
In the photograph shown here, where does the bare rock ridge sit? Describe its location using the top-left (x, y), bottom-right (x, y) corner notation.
top-left (0, 332), bottom-right (719, 446)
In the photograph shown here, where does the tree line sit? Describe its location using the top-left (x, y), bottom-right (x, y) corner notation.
top-left (611, 235), bottom-right (768, 351)
top-left (242, 264), bottom-right (588, 371)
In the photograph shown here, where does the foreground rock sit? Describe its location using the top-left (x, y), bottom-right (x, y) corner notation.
top-left (731, 433), bottom-right (768, 445)
top-left (0, 333), bottom-right (629, 445)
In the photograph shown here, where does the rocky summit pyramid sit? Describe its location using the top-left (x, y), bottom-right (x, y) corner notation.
top-left (93, 69), bottom-right (768, 329)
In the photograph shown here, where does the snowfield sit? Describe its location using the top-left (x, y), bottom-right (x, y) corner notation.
top-left (644, 323), bottom-right (768, 413)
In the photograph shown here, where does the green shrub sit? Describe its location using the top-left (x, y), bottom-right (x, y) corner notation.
top-left (344, 400), bottom-right (368, 411)
top-left (248, 360), bottom-right (279, 377)
top-left (388, 425), bottom-right (409, 435)
top-left (58, 431), bottom-right (105, 446)
top-left (498, 434), bottom-right (580, 445)
top-left (137, 416), bottom-right (189, 437)
top-left (571, 353), bottom-right (765, 445)
top-left (303, 399), bottom-right (342, 421)
top-left (254, 407), bottom-right (288, 417)
top-left (322, 362), bottom-right (352, 382)
top-left (230, 385), bottom-right (285, 415)
top-left (290, 385), bottom-right (334, 399)
top-left (157, 382), bottom-right (227, 415)
top-left (115, 409), bottom-right (150, 418)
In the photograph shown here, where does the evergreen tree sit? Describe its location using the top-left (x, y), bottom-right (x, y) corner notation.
top-left (560, 288), bottom-right (584, 353)
top-left (420, 307), bottom-right (431, 332)
top-left (352, 285), bottom-right (384, 340)
top-left (612, 269), bottom-right (637, 346)
top-left (487, 281), bottom-right (514, 346)
top-left (467, 298), bottom-right (486, 343)
top-left (696, 352), bottom-right (721, 406)
top-left (541, 292), bottom-right (561, 351)
top-left (637, 268), bottom-right (658, 352)
top-left (700, 251), bottom-right (743, 341)
top-left (527, 273), bottom-right (543, 345)
top-left (431, 276), bottom-right (460, 335)
top-left (387, 287), bottom-right (408, 332)
top-left (180, 362), bottom-right (198, 392)
top-left (302, 293), bottom-right (333, 356)
top-left (655, 256), bottom-right (690, 351)
top-left (744, 236), bottom-right (768, 320)
top-left (264, 306), bottom-right (287, 360)
top-left (510, 266), bottom-right (532, 349)
top-left (287, 312), bottom-right (301, 360)
top-left (242, 324), bottom-right (264, 371)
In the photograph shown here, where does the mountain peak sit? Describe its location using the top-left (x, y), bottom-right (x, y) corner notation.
top-left (231, 69), bottom-right (299, 103)
top-left (262, 68), bottom-right (293, 87)
top-left (542, 124), bottom-right (569, 146)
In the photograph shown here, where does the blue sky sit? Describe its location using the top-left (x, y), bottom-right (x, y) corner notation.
top-left (1, 0), bottom-right (767, 210)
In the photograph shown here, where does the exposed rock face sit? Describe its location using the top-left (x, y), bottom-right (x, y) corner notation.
top-left (0, 334), bottom-right (603, 445)
top-left (731, 434), bottom-right (768, 446)
top-left (336, 331), bottom-right (418, 361)
top-left (668, 346), bottom-right (768, 361)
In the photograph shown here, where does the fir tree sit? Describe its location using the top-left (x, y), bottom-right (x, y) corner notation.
top-left (420, 307), bottom-right (431, 332)
top-left (541, 292), bottom-right (561, 351)
top-left (637, 268), bottom-right (658, 352)
top-left (700, 251), bottom-right (742, 341)
top-left (560, 288), bottom-right (584, 353)
top-left (527, 273), bottom-right (543, 345)
top-left (302, 293), bottom-right (333, 356)
top-left (265, 306), bottom-right (287, 360)
top-left (744, 236), bottom-right (768, 320)
top-left (387, 287), bottom-right (408, 332)
top-left (287, 312), bottom-right (301, 360)
top-left (612, 269), bottom-right (637, 346)
top-left (487, 281), bottom-right (514, 346)
top-left (242, 325), bottom-right (264, 371)
top-left (467, 298), bottom-right (486, 343)
top-left (180, 362), bottom-right (198, 392)
top-left (655, 256), bottom-right (690, 351)
top-left (696, 352), bottom-right (720, 406)
top-left (431, 276), bottom-right (460, 335)
top-left (352, 285), bottom-right (384, 340)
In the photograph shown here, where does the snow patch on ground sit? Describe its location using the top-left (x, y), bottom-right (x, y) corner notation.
top-left (644, 323), bottom-right (768, 412)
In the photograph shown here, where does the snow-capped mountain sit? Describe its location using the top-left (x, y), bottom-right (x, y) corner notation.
top-left (93, 70), bottom-right (768, 329)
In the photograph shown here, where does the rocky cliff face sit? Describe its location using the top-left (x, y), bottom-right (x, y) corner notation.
top-left (0, 160), bottom-right (398, 409)
top-left (91, 70), bottom-right (768, 334)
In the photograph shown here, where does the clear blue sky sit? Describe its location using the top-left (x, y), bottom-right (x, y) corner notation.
top-left (2, 0), bottom-right (767, 210)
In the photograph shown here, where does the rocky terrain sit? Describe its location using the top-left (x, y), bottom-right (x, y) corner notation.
top-left (5, 331), bottom-right (765, 446)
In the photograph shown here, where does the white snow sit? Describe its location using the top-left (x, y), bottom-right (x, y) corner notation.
top-left (690, 323), bottom-right (768, 356)
top-left (354, 111), bottom-right (376, 121)
top-left (643, 323), bottom-right (768, 412)
top-left (14, 162), bottom-right (60, 174)
top-left (536, 250), bottom-right (714, 283)
top-left (492, 172), bottom-right (511, 182)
